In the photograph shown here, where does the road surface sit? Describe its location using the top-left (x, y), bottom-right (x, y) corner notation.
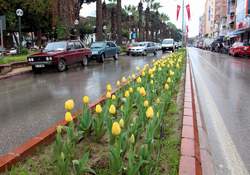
top-left (189, 47), bottom-right (250, 175)
top-left (0, 52), bottom-right (165, 155)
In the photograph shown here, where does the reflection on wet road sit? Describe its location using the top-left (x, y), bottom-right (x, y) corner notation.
top-left (0, 52), bottom-right (165, 155)
top-left (189, 48), bottom-right (250, 175)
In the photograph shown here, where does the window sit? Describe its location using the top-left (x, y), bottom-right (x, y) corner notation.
top-left (74, 41), bottom-right (82, 49)
top-left (68, 42), bottom-right (74, 50)
top-left (109, 42), bottom-right (116, 47)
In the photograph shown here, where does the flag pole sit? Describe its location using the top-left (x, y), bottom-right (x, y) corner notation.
top-left (182, 0), bottom-right (185, 47)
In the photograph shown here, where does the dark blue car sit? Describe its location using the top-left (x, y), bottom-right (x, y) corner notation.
top-left (90, 41), bottom-right (120, 63)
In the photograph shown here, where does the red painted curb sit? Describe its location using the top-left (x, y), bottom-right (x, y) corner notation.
top-left (179, 60), bottom-right (202, 175)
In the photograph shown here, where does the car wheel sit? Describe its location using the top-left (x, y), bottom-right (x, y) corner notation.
top-left (81, 56), bottom-right (88, 67)
top-left (153, 50), bottom-right (157, 56)
top-left (143, 51), bottom-right (147, 56)
top-left (99, 54), bottom-right (104, 63)
top-left (113, 53), bottom-right (118, 60)
top-left (127, 52), bottom-right (130, 56)
top-left (57, 59), bottom-right (67, 72)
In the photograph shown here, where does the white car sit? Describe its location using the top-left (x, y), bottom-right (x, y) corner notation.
top-left (161, 38), bottom-right (175, 52)
top-left (130, 42), bottom-right (157, 56)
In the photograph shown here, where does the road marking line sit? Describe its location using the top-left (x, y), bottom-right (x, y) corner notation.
top-left (190, 50), bottom-right (249, 175)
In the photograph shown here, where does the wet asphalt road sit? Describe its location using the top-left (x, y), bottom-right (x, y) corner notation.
top-left (189, 48), bottom-right (250, 175)
top-left (0, 52), bottom-right (166, 155)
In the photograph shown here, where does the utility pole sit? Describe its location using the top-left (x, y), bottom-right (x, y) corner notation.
top-left (182, 0), bottom-right (185, 47)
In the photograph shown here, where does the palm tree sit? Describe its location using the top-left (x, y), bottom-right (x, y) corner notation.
top-left (138, 1), bottom-right (144, 41)
top-left (96, 0), bottom-right (103, 41)
top-left (116, 0), bottom-right (122, 44)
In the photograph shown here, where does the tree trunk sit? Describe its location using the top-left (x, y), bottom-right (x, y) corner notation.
top-left (138, 1), bottom-right (143, 41)
top-left (111, 7), bottom-right (116, 41)
top-left (145, 7), bottom-right (150, 41)
top-left (96, 0), bottom-right (103, 41)
top-left (116, 0), bottom-right (122, 44)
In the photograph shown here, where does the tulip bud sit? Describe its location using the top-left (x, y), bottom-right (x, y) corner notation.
top-left (111, 94), bottom-right (116, 100)
top-left (82, 96), bottom-right (89, 104)
top-left (119, 118), bottom-right (124, 128)
top-left (109, 104), bottom-right (116, 115)
top-left (112, 122), bottom-right (121, 136)
top-left (129, 134), bottom-right (135, 144)
top-left (64, 99), bottom-right (74, 111)
top-left (65, 112), bottom-right (73, 122)
top-left (95, 104), bottom-right (102, 113)
top-left (106, 83), bottom-right (112, 92)
top-left (106, 91), bottom-right (112, 99)
top-left (146, 106), bottom-right (154, 119)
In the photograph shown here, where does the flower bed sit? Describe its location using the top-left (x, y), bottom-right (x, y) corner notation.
top-left (3, 50), bottom-right (186, 175)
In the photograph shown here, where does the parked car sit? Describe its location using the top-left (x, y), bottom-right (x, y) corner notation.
top-left (161, 38), bottom-right (175, 52)
top-left (130, 42), bottom-right (157, 56)
top-left (229, 42), bottom-right (250, 57)
top-left (6, 48), bottom-right (17, 55)
top-left (27, 40), bottom-right (91, 72)
top-left (126, 42), bottom-right (138, 55)
top-left (155, 43), bottom-right (162, 50)
top-left (90, 41), bottom-right (119, 63)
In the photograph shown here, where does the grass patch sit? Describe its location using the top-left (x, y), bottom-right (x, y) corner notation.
top-left (0, 55), bottom-right (28, 65)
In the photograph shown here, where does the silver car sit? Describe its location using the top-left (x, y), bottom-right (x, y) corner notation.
top-left (130, 42), bottom-right (157, 56)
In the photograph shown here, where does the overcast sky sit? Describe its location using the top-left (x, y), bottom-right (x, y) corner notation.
top-left (80, 0), bottom-right (205, 37)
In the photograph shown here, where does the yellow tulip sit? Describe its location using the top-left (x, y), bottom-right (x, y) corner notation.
top-left (95, 104), bottom-right (102, 113)
top-left (82, 96), bottom-right (89, 104)
top-left (109, 104), bottom-right (116, 115)
top-left (106, 91), bottom-right (112, 98)
top-left (167, 77), bottom-right (171, 83)
top-left (119, 118), bottom-right (124, 128)
top-left (144, 100), bottom-right (149, 107)
top-left (111, 94), bottom-right (116, 100)
top-left (141, 71), bottom-right (146, 77)
top-left (122, 77), bottom-right (127, 83)
top-left (132, 74), bottom-right (136, 79)
top-left (136, 66), bottom-right (140, 71)
top-left (64, 99), bottom-right (74, 111)
top-left (146, 106), bottom-right (154, 119)
top-left (150, 74), bottom-right (154, 78)
top-left (129, 134), bottom-right (135, 144)
top-left (124, 90), bottom-right (130, 98)
top-left (129, 87), bottom-right (133, 93)
top-left (156, 98), bottom-right (160, 104)
top-left (121, 105), bottom-right (124, 111)
top-left (139, 87), bottom-right (146, 97)
top-left (150, 80), bottom-right (154, 84)
top-left (176, 64), bottom-right (180, 68)
top-left (106, 83), bottom-right (112, 92)
top-left (116, 80), bottom-right (121, 86)
top-left (65, 112), bottom-right (73, 122)
top-left (112, 122), bottom-right (121, 136)
top-left (136, 77), bottom-right (142, 83)
top-left (165, 83), bottom-right (169, 90)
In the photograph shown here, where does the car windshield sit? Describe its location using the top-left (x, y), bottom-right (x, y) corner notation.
top-left (44, 42), bottom-right (67, 52)
top-left (162, 40), bottom-right (173, 44)
top-left (91, 42), bottom-right (106, 48)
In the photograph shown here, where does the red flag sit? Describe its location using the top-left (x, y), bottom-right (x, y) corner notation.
top-left (186, 25), bottom-right (189, 33)
top-left (177, 5), bottom-right (181, 20)
top-left (186, 4), bottom-right (191, 21)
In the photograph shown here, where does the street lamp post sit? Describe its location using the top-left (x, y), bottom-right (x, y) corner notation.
top-left (16, 9), bottom-right (23, 54)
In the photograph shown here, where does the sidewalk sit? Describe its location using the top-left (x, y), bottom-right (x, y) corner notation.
top-left (0, 66), bottom-right (32, 80)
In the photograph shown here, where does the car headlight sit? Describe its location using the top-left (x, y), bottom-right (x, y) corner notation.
top-left (28, 58), bottom-right (34, 62)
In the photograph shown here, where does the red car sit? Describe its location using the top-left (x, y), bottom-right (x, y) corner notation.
top-left (27, 40), bottom-right (91, 72)
top-left (229, 42), bottom-right (250, 57)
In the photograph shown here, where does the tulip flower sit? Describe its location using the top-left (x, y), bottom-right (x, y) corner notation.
top-left (109, 104), bottom-right (116, 115)
top-left (150, 80), bottom-right (154, 85)
top-left (144, 100), bottom-right (149, 107)
top-left (136, 77), bottom-right (142, 83)
top-left (167, 77), bottom-right (171, 83)
top-left (82, 96), bottom-right (89, 104)
top-left (124, 90), bottom-right (130, 98)
top-left (129, 87), bottom-right (133, 93)
top-left (165, 83), bottom-right (169, 90)
top-left (132, 74), bottom-right (136, 79)
top-left (122, 77), bottom-right (127, 83)
top-left (106, 83), bottom-right (112, 92)
top-left (116, 80), bottom-right (121, 86)
top-left (139, 87), bottom-right (146, 97)
top-left (65, 112), bottom-right (73, 122)
top-left (119, 118), bottom-right (124, 128)
top-left (112, 122), bottom-right (121, 136)
top-left (106, 91), bottom-right (112, 99)
top-left (56, 125), bottom-right (63, 134)
top-left (129, 134), bottom-right (135, 144)
top-left (95, 104), bottom-right (102, 114)
top-left (142, 71), bottom-right (145, 77)
top-left (156, 98), bottom-right (160, 104)
top-left (64, 99), bottom-right (74, 111)
top-left (111, 94), bottom-right (116, 100)
top-left (146, 106), bottom-right (154, 119)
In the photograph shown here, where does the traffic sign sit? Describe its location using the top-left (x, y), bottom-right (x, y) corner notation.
top-left (16, 9), bottom-right (23, 17)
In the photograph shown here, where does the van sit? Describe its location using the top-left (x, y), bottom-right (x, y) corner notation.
top-left (161, 38), bottom-right (175, 52)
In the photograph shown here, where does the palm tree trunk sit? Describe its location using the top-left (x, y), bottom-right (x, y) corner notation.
top-left (116, 0), bottom-right (122, 44)
top-left (111, 6), bottom-right (116, 40)
top-left (145, 7), bottom-right (150, 41)
top-left (138, 1), bottom-right (143, 41)
top-left (96, 0), bottom-right (103, 41)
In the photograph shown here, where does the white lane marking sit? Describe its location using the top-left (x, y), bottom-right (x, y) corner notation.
top-left (189, 50), bottom-right (249, 175)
